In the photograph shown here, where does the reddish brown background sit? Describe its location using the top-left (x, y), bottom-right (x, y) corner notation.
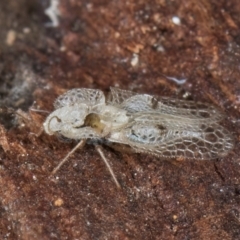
top-left (0, 0), bottom-right (240, 239)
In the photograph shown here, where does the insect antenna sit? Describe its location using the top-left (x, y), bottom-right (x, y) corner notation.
top-left (50, 139), bottom-right (86, 175)
top-left (95, 145), bottom-right (121, 189)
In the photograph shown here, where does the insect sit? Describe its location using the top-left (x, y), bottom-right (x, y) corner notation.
top-left (43, 87), bottom-right (234, 188)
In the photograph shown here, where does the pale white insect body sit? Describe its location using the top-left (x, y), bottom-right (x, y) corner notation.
top-left (43, 87), bottom-right (234, 187)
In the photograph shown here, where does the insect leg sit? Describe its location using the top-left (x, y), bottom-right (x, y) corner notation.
top-left (29, 108), bottom-right (50, 114)
top-left (50, 139), bottom-right (86, 175)
top-left (95, 145), bottom-right (121, 189)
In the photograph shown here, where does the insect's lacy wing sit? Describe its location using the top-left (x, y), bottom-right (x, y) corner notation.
top-left (158, 97), bottom-right (224, 121)
top-left (119, 122), bottom-right (234, 159)
top-left (132, 114), bottom-right (209, 130)
top-left (115, 93), bottom-right (223, 122)
top-left (54, 88), bottom-right (105, 109)
top-left (107, 87), bottom-right (137, 105)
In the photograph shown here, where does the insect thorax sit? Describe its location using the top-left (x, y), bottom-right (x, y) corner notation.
top-left (44, 104), bottom-right (129, 140)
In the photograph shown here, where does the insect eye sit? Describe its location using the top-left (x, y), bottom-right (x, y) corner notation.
top-left (81, 113), bottom-right (106, 134)
top-left (84, 113), bottom-right (101, 127)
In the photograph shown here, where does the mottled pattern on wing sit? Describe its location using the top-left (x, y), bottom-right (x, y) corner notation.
top-left (108, 88), bottom-right (223, 121)
top-left (54, 88), bottom-right (105, 109)
top-left (128, 96), bottom-right (223, 121)
top-left (108, 87), bottom-right (137, 105)
top-left (158, 97), bottom-right (223, 121)
top-left (121, 95), bottom-right (159, 113)
top-left (131, 114), bottom-right (207, 130)
top-left (109, 88), bottom-right (223, 122)
top-left (120, 122), bottom-right (233, 159)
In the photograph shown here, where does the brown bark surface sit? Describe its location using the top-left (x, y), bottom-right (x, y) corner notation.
top-left (0, 0), bottom-right (239, 239)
